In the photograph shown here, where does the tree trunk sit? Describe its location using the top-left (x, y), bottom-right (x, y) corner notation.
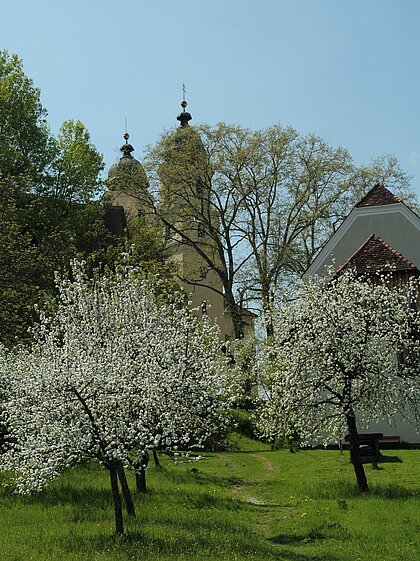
top-left (109, 464), bottom-right (124, 535)
top-left (224, 291), bottom-right (244, 339)
top-left (153, 449), bottom-right (161, 469)
top-left (117, 464), bottom-right (136, 517)
top-left (261, 287), bottom-right (274, 339)
top-left (135, 470), bottom-right (147, 494)
top-left (135, 451), bottom-right (149, 494)
top-left (345, 410), bottom-right (369, 493)
top-left (265, 319), bottom-right (274, 339)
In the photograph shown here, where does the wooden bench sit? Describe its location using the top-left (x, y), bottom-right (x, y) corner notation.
top-left (345, 433), bottom-right (383, 462)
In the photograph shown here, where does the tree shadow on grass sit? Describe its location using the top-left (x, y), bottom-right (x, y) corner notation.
top-left (370, 483), bottom-right (420, 499)
top-left (161, 465), bottom-right (246, 488)
top-left (59, 526), bottom-right (343, 561)
top-left (311, 480), bottom-right (420, 500)
top-left (270, 520), bottom-right (350, 546)
top-left (377, 454), bottom-right (403, 463)
top-left (2, 465), bottom-right (250, 518)
top-left (148, 487), bottom-right (248, 513)
top-left (15, 484), bottom-right (111, 509)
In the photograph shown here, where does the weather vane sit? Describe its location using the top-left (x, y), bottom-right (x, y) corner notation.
top-left (182, 82), bottom-right (186, 101)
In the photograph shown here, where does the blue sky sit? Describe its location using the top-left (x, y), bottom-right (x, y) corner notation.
top-left (2, 0), bottom-right (420, 198)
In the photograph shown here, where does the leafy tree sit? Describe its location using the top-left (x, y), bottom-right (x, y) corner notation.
top-left (0, 52), bottom-right (104, 200)
top-left (229, 127), bottom-right (354, 336)
top-left (0, 192), bottom-right (110, 345)
top-left (0, 262), bottom-right (233, 534)
top-left (46, 119), bottom-right (104, 202)
top-left (24, 197), bottom-right (114, 274)
top-left (146, 123), bottom-right (417, 338)
top-left (0, 181), bottom-right (172, 346)
top-left (258, 269), bottom-right (420, 492)
top-left (0, 178), bottom-right (50, 345)
top-left (0, 50), bottom-right (53, 183)
top-left (0, 51), bottom-right (126, 346)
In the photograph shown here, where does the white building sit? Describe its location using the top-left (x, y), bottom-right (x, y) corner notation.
top-left (305, 183), bottom-right (420, 444)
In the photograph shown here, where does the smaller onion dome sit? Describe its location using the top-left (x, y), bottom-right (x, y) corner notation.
top-left (177, 99), bottom-right (192, 127)
top-left (107, 132), bottom-right (149, 193)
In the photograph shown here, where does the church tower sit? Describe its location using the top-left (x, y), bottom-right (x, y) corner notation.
top-left (158, 97), bottom-right (242, 340)
top-left (104, 101), bottom-right (255, 340)
top-left (105, 133), bottom-right (154, 234)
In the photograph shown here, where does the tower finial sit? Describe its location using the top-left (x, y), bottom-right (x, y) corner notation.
top-left (177, 83), bottom-right (192, 127)
top-left (121, 126), bottom-right (134, 157)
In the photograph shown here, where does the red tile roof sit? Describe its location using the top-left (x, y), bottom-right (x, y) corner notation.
top-left (355, 183), bottom-right (401, 208)
top-left (338, 234), bottom-right (419, 275)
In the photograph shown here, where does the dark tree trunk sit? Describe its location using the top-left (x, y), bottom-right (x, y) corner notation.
top-left (135, 470), bottom-right (147, 494)
top-left (261, 288), bottom-right (274, 339)
top-left (135, 451), bottom-right (149, 494)
top-left (109, 464), bottom-right (124, 535)
top-left (152, 449), bottom-right (161, 469)
top-left (265, 320), bottom-right (274, 339)
top-left (345, 410), bottom-right (369, 493)
top-left (224, 291), bottom-right (244, 339)
top-left (117, 464), bottom-right (136, 517)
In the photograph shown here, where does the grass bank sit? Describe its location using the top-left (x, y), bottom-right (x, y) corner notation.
top-left (0, 439), bottom-right (418, 561)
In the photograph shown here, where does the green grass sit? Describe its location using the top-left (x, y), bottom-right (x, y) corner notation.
top-left (0, 439), bottom-right (419, 560)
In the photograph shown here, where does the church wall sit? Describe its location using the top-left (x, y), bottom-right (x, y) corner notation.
top-left (358, 414), bottom-right (419, 444)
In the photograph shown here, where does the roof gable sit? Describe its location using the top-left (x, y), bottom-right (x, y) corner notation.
top-left (355, 183), bottom-right (401, 208)
top-left (304, 184), bottom-right (420, 278)
top-left (337, 234), bottom-right (420, 275)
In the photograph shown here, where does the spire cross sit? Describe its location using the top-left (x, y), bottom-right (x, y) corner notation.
top-left (182, 82), bottom-right (186, 101)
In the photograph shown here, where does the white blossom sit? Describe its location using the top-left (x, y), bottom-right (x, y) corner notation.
top-left (258, 270), bottom-right (420, 448)
top-left (0, 261), bottom-right (235, 494)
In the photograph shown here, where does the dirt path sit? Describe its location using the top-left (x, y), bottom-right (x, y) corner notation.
top-left (252, 453), bottom-right (275, 475)
top-left (228, 451), bottom-right (278, 508)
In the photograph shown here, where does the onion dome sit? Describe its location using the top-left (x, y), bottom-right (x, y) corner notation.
top-left (107, 132), bottom-right (149, 193)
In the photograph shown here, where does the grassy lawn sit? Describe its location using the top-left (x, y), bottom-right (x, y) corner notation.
top-left (0, 437), bottom-right (419, 561)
